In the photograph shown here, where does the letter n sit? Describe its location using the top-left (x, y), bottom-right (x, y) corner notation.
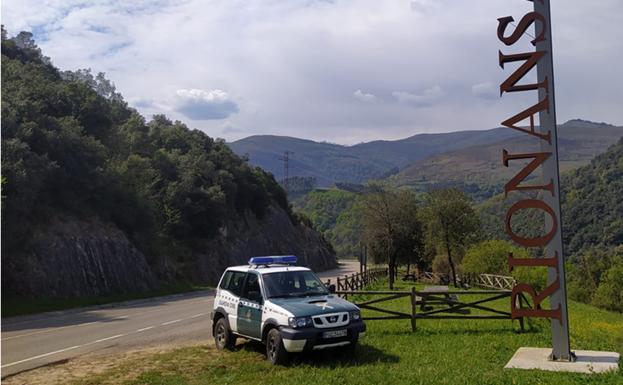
top-left (502, 150), bottom-right (553, 196)
top-left (499, 50), bottom-right (548, 94)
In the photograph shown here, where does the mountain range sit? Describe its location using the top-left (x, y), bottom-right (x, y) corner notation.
top-left (229, 119), bottom-right (623, 200)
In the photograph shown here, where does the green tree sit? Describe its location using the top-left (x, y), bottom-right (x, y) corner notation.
top-left (295, 189), bottom-right (362, 258)
top-left (421, 188), bottom-right (479, 287)
top-left (592, 260), bottom-right (623, 312)
top-left (361, 184), bottom-right (423, 289)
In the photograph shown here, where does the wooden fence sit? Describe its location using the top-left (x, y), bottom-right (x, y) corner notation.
top-left (469, 273), bottom-right (516, 290)
top-left (414, 271), bottom-right (517, 291)
top-left (335, 288), bottom-right (526, 332)
top-left (324, 268), bottom-right (387, 294)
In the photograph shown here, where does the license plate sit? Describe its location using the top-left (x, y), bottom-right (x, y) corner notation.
top-left (323, 329), bottom-right (347, 339)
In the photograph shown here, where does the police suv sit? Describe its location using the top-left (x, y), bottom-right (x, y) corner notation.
top-left (212, 255), bottom-right (366, 364)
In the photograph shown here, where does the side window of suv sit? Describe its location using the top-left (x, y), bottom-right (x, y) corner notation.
top-left (219, 271), bottom-right (233, 290)
top-left (242, 273), bottom-right (263, 303)
top-left (225, 271), bottom-right (246, 297)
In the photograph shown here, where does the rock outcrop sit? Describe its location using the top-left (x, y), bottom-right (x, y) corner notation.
top-left (190, 205), bottom-right (337, 284)
top-left (2, 205), bottom-right (337, 298)
top-left (3, 219), bottom-right (159, 298)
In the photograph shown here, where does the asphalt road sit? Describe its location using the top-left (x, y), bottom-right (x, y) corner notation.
top-left (1, 260), bottom-right (360, 378)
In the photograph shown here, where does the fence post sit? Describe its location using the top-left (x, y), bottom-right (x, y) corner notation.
top-left (410, 286), bottom-right (417, 332)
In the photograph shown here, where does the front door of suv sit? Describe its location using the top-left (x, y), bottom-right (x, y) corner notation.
top-left (237, 272), bottom-right (263, 339)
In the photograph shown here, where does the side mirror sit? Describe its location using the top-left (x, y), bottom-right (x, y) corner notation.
top-left (328, 284), bottom-right (336, 294)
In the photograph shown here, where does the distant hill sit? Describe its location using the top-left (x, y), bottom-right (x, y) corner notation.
top-left (229, 120), bottom-right (623, 194)
top-left (228, 129), bottom-right (520, 186)
top-left (392, 120), bottom-right (623, 200)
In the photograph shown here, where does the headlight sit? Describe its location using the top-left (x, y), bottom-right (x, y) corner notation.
top-left (288, 316), bottom-right (313, 328)
top-left (349, 310), bottom-right (361, 321)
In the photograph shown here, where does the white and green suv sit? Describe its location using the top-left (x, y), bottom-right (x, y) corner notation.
top-left (211, 255), bottom-right (366, 365)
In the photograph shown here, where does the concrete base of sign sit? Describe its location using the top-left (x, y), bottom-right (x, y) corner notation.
top-left (505, 347), bottom-right (620, 374)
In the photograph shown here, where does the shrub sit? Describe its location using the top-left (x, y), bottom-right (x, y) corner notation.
top-left (461, 240), bottom-right (529, 275)
top-left (592, 261), bottom-right (623, 312)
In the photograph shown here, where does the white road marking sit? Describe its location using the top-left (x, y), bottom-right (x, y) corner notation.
top-left (1, 333), bottom-right (127, 368)
top-left (1, 345), bottom-right (82, 368)
top-left (1, 322), bottom-right (98, 341)
top-left (1, 298), bottom-right (215, 369)
top-left (1, 293), bottom-right (212, 329)
top-left (1, 297), bottom-right (212, 341)
top-left (91, 334), bottom-right (125, 344)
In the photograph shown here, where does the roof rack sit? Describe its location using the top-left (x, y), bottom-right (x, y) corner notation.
top-left (248, 255), bottom-right (297, 267)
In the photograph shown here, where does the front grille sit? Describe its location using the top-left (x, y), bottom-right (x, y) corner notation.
top-left (311, 312), bottom-right (349, 329)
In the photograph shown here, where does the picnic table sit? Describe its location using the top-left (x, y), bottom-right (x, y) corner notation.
top-left (418, 285), bottom-right (463, 312)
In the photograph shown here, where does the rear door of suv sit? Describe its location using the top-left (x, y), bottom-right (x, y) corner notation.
top-left (218, 270), bottom-right (247, 333)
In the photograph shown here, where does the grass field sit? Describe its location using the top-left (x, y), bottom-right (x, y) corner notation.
top-left (72, 279), bottom-right (622, 385)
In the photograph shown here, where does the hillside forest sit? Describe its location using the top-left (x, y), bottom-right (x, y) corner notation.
top-left (1, 30), bottom-right (336, 300)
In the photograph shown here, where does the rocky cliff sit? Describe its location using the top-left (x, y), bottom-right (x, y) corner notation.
top-left (191, 205), bottom-right (337, 284)
top-left (2, 219), bottom-right (160, 298)
top-left (2, 205), bottom-right (337, 298)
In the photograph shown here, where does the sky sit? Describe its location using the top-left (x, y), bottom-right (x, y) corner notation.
top-left (2, 0), bottom-right (622, 144)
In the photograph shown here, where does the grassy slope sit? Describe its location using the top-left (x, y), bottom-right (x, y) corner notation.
top-left (72, 280), bottom-right (621, 385)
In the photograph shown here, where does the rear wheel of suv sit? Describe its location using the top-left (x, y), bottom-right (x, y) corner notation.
top-left (266, 328), bottom-right (290, 365)
top-left (214, 318), bottom-right (236, 350)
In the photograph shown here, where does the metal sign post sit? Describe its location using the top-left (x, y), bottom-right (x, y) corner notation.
top-left (499, 1), bottom-right (619, 372)
top-left (532, 0), bottom-right (572, 362)
top-left (497, 0), bottom-right (573, 363)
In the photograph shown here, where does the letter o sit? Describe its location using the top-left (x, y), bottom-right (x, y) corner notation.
top-left (505, 199), bottom-right (557, 247)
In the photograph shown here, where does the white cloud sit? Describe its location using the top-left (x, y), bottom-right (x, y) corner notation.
top-left (1, 0), bottom-right (622, 144)
top-left (174, 89), bottom-right (239, 120)
top-left (353, 89), bottom-right (379, 103)
top-left (392, 86), bottom-right (444, 107)
top-left (471, 82), bottom-right (498, 100)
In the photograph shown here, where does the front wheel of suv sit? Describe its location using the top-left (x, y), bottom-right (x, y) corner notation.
top-left (266, 328), bottom-right (290, 365)
top-left (214, 318), bottom-right (236, 350)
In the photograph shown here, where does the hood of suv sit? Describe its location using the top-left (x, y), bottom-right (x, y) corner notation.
top-left (268, 295), bottom-right (358, 317)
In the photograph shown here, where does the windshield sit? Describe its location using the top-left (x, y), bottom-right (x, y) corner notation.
top-left (262, 270), bottom-right (328, 298)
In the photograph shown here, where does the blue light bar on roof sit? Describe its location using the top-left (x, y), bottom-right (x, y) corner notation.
top-left (248, 255), bottom-right (297, 265)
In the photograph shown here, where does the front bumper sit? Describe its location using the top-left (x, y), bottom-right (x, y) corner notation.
top-left (279, 321), bottom-right (366, 353)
